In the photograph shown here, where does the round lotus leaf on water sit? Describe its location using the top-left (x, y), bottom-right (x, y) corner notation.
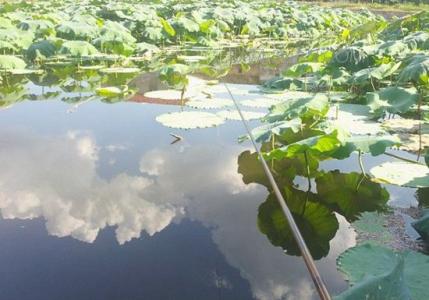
top-left (370, 161), bottom-right (429, 188)
top-left (216, 110), bottom-right (265, 121)
top-left (99, 67), bottom-right (140, 74)
top-left (395, 133), bottom-right (429, 153)
top-left (382, 119), bottom-right (429, 134)
top-left (185, 97), bottom-right (233, 109)
top-left (144, 89), bottom-right (196, 100)
top-left (337, 242), bottom-right (429, 300)
top-left (156, 111), bottom-right (225, 129)
top-left (241, 98), bottom-right (281, 108)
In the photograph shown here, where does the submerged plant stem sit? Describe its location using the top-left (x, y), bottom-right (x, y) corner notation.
top-left (304, 150), bottom-right (312, 190)
top-left (358, 150), bottom-right (366, 177)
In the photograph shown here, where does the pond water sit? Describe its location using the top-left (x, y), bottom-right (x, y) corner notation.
top-left (0, 70), bottom-right (423, 299)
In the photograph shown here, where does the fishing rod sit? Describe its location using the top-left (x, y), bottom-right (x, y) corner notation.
top-left (224, 84), bottom-right (332, 300)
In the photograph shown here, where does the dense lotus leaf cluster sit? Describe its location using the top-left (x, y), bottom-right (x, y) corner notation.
top-left (0, 0), bottom-right (377, 66)
top-left (253, 11), bottom-right (429, 192)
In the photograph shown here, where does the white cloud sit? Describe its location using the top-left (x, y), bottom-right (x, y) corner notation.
top-left (0, 129), bottom-right (177, 244)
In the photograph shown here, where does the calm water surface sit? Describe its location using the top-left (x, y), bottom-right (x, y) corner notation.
top-left (0, 75), bottom-right (421, 299)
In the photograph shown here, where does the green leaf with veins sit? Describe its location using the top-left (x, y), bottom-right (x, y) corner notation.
top-left (258, 188), bottom-right (338, 260)
top-left (316, 171), bottom-right (389, 222)
top-left (331, 135), bottom-right (400, 160)
top-left (367, 87), bottom-right (419, 117)
top-left (283, 62), bottom-right (324, 78)
top-left (398, 57), bottom-right (429, 85)
top-left (335, 254), bottom-right (410, 300)
top-left (264, 94), bottom-right (329, 123)
top-left (337, 242), bottom-right (429, 300)
top-left (266, 130), bottom-right (341, 160)
top-left (241, 118), bottom-right (302, 143)
top-left (350, 62), bottom-right (401, 85)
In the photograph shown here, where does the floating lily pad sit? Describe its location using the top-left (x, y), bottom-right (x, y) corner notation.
top-left (370, 161), bottom-right (429, 188)
top-left (241, 98), bottom-right (281, 108)
top-left (395, 133), bottom-right (429, 153)
top-left (336, 252), bottom-right (410, 300)
top-left (216, 110), bottom-right (265, 121)
top-left (99, 67), bottom-right (140, 74)
top-left (337, 243), bottom-right (429, 300)
top-left (156, 111), bottom-right (225, 129)
top-left (144, 89), bottom-right (195, 100)
top-left (185, 97), bottom-right (233, 109)
top-left (382, 119), bottom-right (429, 134)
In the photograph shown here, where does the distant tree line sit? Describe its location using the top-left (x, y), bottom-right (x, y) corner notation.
top-left (302, 0), bottom-right (429, 5)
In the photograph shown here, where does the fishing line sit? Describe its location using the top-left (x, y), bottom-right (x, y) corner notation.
top-left (224, 84), bottom-right (332, 300)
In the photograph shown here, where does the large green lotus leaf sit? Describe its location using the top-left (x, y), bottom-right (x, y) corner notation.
top-left (185, 97), bottom-right (233, 109)
top-left (318, 68), bottom-right (351, 88)
top-left (337, 243), bottom-right (429, 300)
top-left (267, 130), bottom-right (341, 160)
top-left (243, 118), bottom-right (302, 143)
top-left (59, 41), bottom-right (99, 57)
top-left (156, 111), bottom-right (225, 129)
top-left (335, 255), bottom-right (410, 300)
top-left (316, 171), bottom-right (389, 222)
top-left (26, 40), bottom-right (57, 61)
top-left (403, 32), bottom-right (429, 50)
top-left (56, 21), bottom-right (99, 40)
top-left (283, 62), bottom-right (324, 78)
top-left (370, 161), bottom-right (429, 188)
top-left (216, 110), bottom-right (265, 121)
top-left (174, 16), bottom-right (199, 32)
top-left (376, 40), bottom-right (410, 57)
top-left (265, 93), bottom-right (329, 122)
top-left (0, 28), bottom-right (34, 50)
top-left (262, 76), bottom-right (304, 91)
top-left (330, 46), bottom-right (373, 72)
top-left (350, 62), bottom-right (401, 85)
top-left (159, 64), bottom-right (190, 89)
top-left (100, 21), bottom-right (136, 44)
top-left (0, 55), bottom-right (26, 70)
top-left (398, 57), bottom-right (429, 85)
top-left (367, 87), bottom-right (419, 117)
top-left (144, 89), bottom-right (196, 100)
top-left (258, 189), bottom-right (339, 260)
top-left (331, 135), bottom-right (400, 159)
top-left (237, 150), bottom-right (318, 189)
top-left (18, 19), bottom-right (55, 38)
top-left (411, 209), bottom-right (429, 241)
